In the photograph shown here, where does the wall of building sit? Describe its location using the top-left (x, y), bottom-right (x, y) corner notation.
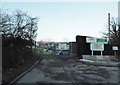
top-left (69, 42), bottom-right (77, 56)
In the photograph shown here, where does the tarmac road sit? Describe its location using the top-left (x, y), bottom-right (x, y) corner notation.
top-left (14, 56), bottom-right (119, 85)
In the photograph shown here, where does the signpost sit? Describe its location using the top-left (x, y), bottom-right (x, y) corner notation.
top-left (90, 43), bottom-right (104, 56)
top-left (90, 43), bottom-right (104, 51)
top-left (112, 46), bottom-right (118, 50)
top-left (112, 46), bottom-right (118, 57)
top-left (86, 37), bottom-right (107, 56)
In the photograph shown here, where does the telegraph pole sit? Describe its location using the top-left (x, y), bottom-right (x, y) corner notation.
top-left (108, 13), bottom-right (110, 44)
top-left (118, 2), bottom-right (120, 38)
top-left (118, 2), bottom-right (120, 44)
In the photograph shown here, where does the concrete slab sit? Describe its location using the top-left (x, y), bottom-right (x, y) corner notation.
top-left (78, 59), bottom-right (119, 67)
top-left (82, 55), bottom-right (114, 62)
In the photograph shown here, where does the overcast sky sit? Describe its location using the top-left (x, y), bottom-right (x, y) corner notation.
top-left (0, 0), bottom-right (119, 42)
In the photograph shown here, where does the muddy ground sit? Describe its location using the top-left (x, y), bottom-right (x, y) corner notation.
top-left (15, 56), bottom-right (119, 85)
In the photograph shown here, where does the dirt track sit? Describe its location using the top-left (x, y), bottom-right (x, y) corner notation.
top-left (15, 56), bottom-right (119, 84)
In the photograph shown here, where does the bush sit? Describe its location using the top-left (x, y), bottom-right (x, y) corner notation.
top-left (2, 36), bottom-right (35, 69)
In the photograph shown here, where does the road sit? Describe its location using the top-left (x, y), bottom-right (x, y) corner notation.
top-left (14, 56), bottom-right (119, 85)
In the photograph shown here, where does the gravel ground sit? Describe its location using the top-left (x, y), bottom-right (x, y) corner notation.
top-left (14, 56), bottom-right (119, 85)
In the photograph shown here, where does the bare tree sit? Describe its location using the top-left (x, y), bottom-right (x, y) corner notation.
top-left (2, 9), bottom-right (39, 69)
top-left (109, 18), bottom-right (119, 45)
top-left (1, 10), bottom-right (38, 42)
top-left (0, 11), bottom-right (13, 37)
top-left (11, 10), bottom-right (38, 41)
top-left (103, 17), bottom-right (119, 45)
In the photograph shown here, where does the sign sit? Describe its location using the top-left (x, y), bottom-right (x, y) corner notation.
top-left (86, 37), bottom-right (96, 43)
top-left (86, 37), bottom-right (108, 56)
top-left (57, 43), bottom-right (69, 50)
top-left (112, 46), bottom-right (118, 51)
top-left (96, 38), bottom-right (108, 44)
top-left (86, 37), bottom-right (108, 44)
top-left (90, 43), bottom-right (104, 51)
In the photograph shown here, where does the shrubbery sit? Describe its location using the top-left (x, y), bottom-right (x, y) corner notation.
top-left (1, 10), bottom-right (38, 69)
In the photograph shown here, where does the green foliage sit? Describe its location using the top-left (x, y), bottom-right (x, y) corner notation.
top-left (36, 48), bottom-right (44, 54)
top-left (36, 47), bottom-right (53, 56)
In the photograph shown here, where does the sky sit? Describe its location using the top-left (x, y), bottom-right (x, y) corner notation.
top-left (0, 0), bottom-right (119, 42)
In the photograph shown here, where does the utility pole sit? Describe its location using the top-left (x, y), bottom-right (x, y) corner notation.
top-left (118, 1), bottom-right (120, 38)
top-left (108, 13), bottom-right (110, 44)
top-left (118, 1), bottom-right (120, 25)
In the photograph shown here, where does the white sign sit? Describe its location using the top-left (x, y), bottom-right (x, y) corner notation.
top-left (90, 43), bottom-right (104, 51)
top-left (86, 37), bottom-right (96, 43)
top-left (112, 46), bottom-right (118, 51)
top-left (57, 43), bottom-right (69, 50)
